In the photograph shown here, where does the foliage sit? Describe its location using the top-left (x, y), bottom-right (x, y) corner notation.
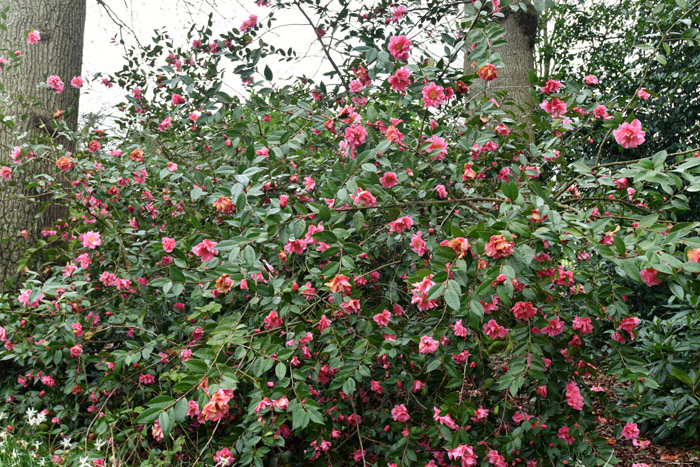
top-left (616, 309), bottom-right (700, 442)
top-left (1, 0), bottom-right (700, 466)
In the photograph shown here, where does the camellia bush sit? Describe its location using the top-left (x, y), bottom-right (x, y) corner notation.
top-left (2, 0), bottom-right (700, 466)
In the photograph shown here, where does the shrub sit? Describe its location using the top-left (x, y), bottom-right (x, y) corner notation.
top-left (2, 1), bottom-right (700, 465)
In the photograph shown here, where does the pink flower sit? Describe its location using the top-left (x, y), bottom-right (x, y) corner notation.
top-left (540, 98), bottom-right (567, 117)
top-left (349, 79), bottom-right (364, 93)
top-left (541, 317), bottom-right (565, 336)
top-left (70, 345), bottom-right (83, 358)
top-left (46, 75), bottom-right (65, 93)
top-left (80, 231), bottom-right (102, 249)
top-left (388, 216), bottom-right (414, 234)
top-left (558, 426), bottom-right (575, 444)
top-left (426, 135), bottom-right (448, 160)
top-left (453, 319), bottom-right (468, 338)
top-left (388, 35), bottom-right (412, 61)
top-left (619, 317), bottom-right (640, 332)
top-left (593, 105), bottom-right (611, 119)
top-left (350, 187), bottom-right (377, 207)
top-left (0, 166), bottom-right (11, 180)
top-left (388, 66), bottom-right (412, 91)
top-left (391, 5), bottom-right (407, 22)
top-left (565, 381), bottom-right (584, 410)
top-left (435, 184), bottom-right (447, 199)
top-left (511, 301), bottom-right (537, 320)
top-left (240, 14), bottom-right (258, 32)
top-left (27, 30), bottom-right (41, 44)
top-left (422, 82), bottom-right (445, 108)
top-left (613, 119), bottom-right (646, 149)
top-left (317, 314), bottom-right (332, 332)
top-left (391, 404), bottom-right (410, 422)
top-left (158, 116), bottom-right (172, 131)
top-left (621, 422), bottom-right (640, 440)
top-left (380, 172), bottom-right (398, 188)
top-left (477, 64), bottom-right (498, 81)
top-left (192, 239), bottom-right (219, 261)
top-left (213, 448), bottom-right (234, 466)
top-left (285, 239), bottom-right (307, 255)
top-left (494, 123), bottom-right (510, 135)
top-left (418, 335), bottom-right (440, 354)
top-left (139, 373), bottom-right (155, 385)
top-left (304, 175), bottom-right (316, 191)
top-left (202, 389), bottom-right (232, 421)
top-left (583, 75), bottom-right (599, 85)
top-left (410, 231), bottom-right (428, 256)
top-left (637, 89), bottom-right (650, 100)
top-left (540, 79), bottom-right (562, 94)
top-left (573, 316), bottom-right (593, 334)
top-left (151, 421), bottom-right (164, 441)
top-left (484, 235), bottom-right (514, 259)
top-left (344, 124), bottom-right (368, 147)
top-left (263, 311), bottom-right (283, 329)
top-left (279, 194), bottom-right (289, 208)
top-left (640, 268), bottom-right (660, 286)
top-left (373, 309), bottom-right (392, 327)
top-left (483, 319), bottom-right (509, 339)
top-left (255, 398), bottom-right (272, 413)
top-left (162, 237), bottom-right (176, 253)
top-left (172, 94), bottom-right (185, 105)
top-left (70, 76), bottom-right (84, 88)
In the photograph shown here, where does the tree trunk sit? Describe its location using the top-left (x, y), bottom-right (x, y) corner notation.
top-left (465, 2), bottom-right (538, 139)
top-left (495, 2), bottom-right (538, 119)
top-left (0, 0), bottom-right (86, 288)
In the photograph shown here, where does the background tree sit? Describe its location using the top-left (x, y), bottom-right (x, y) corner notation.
top-left (464, 0), bottom-right (539, 140)
top-left (0, 0), bottom-right (86, 287)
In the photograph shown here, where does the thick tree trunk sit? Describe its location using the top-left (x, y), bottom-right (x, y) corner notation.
top-left (465, 2), bottom-right (538, 139)
top-left (494, 3), bottom-right (538, 120)
top-left (0, 0), bottom-right (86, 288)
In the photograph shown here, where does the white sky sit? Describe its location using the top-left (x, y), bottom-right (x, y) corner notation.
top-left (80, 0), bottom-right (329, 123)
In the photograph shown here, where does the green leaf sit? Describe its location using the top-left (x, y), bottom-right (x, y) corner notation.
top-left (275, 362), bottom-right (287, 380)
top-left (264, 64), bottom-right (273, 81)
top-left (135, 407), bottom-right (161, 424)
top-left (190, 186), bottom-right (204, 201)
top-left (173, 398), bottom-right (188, 423)
top-left (637, 214), bottom-right (658, 229)
top-left (147, 395), bottom-right (174, 409)
top-left (353, 211), bottom-right (365, 231)
top-left (444, 280), bottom-right (461, 311)
top-left (426, 357), bottom-right (442, 372)
top-left (243, 245), bottom-right (256, 266)
top-left (342, 377), bottom-right (356, 395)
top-left (671, 368), bottom-right (694, 387)
top-left (292, 406), bottom-right (310, 430)
top-left (655, 53), bottom-right (667, 65)
top-left (169, 267), bottom-right (186, 282)
top-left (159, 410), bottom-right (174, 437)
top-left (501, 181), bottom-right (518, 201)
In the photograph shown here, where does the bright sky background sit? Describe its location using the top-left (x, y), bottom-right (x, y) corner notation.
top-left (80, 0), bottom-right (329, 125)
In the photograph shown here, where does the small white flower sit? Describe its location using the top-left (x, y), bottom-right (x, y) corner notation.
top-left (60, 437), bottom-right (72, 449)
top-left (78, 455), bottom-right (92, 467)
top-left (95, 438), bottom-right (106, 450)
top-left (38, 459), bottom-right (46, 467)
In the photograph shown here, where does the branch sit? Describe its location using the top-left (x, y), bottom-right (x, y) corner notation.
top-left (294, 0), bottom-right (349, 92)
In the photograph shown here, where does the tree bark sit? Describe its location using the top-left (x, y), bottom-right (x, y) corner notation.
top-left (464, 2), bottom-right (538, 139)
top-left (0, 0), bottom-right (86, 288)
top-left (494, 2), bottom-right (538, 119)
